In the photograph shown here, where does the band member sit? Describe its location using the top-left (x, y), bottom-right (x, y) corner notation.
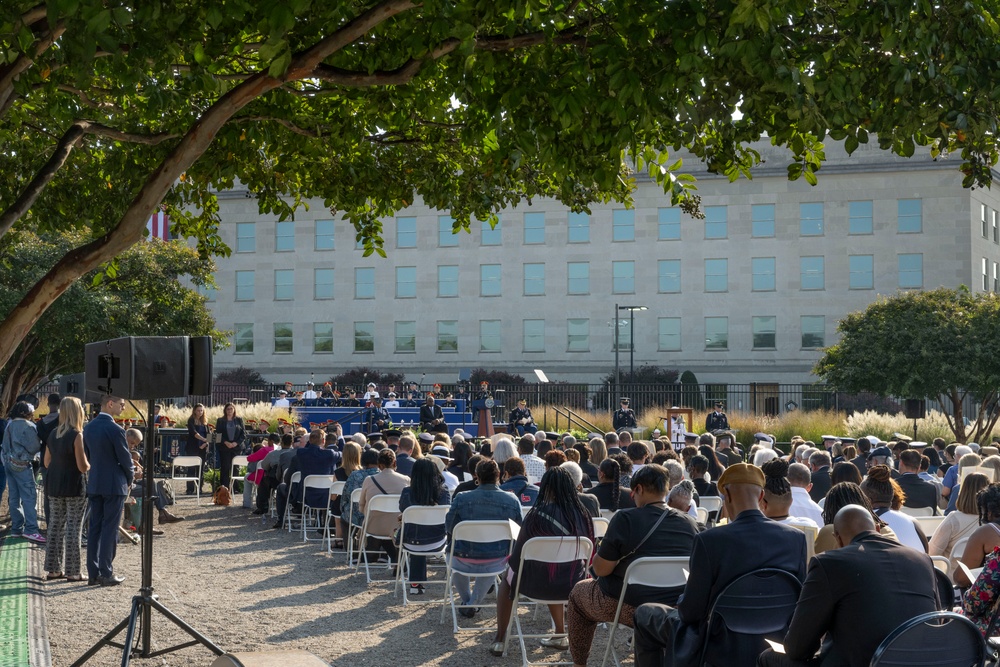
top-left (363, 382), bottom-right (380, 404)
top-left (283, 381), bottom-right (294, 394)
top-left (705, 400), bottom-right (730, 432)
top-left (341, 389), bottom-right (360, 407)
top-left (508, 399), bottom-right (538, 436)
top-left (420, 394), bottom-right (448, 433)
top-left (612, 397), bottom-right (637, 430)
top-left (384, 392), bottom-right (400, 408)
top-left (367, 396), bottom-right (392, 433)
top-left (443, 392), bottom-right (456, 408)
top-left (405, 381), bottom-right (424, 407)
top-left (320, 382), bottom-right (336, 406)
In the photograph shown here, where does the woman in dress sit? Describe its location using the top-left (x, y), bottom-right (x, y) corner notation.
top-left (214, 403), bottom-right (245, 490)
top-left (185, 403), bottom-right (209, 494)
top-left (44, 397), bottom-right (90, 580)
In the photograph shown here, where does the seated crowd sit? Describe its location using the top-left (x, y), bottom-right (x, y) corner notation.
top-left (241, 424), bottom-right (1000, 666)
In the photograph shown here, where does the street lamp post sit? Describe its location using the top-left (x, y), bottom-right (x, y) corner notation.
top-left (614, 302), bottom-right (620, 401)
top-left (614, 304), bottom-right (647, 406)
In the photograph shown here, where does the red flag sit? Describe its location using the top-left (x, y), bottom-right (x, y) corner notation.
top-left (146, 211), bottom-right (169, 240)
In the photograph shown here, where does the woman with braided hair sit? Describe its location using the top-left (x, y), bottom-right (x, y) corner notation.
top-left (861, 465), bottom-right (928, 552)
top-left (814, 482), bottom-right (898, 554)
top-left (955, 482), bottom-right (1000, 587)
top-left (589, 458), bottom-right (635, 511)
top-left (759, 459), bottom-right (818, 528)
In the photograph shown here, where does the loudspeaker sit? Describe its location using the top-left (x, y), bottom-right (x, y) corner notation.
top-left (188, 336), bottom-right (214, 395)
top-left (58, 372), bottom-right (103, 404)
top-left (904, 398), bottom-right (926, 420)
top-left (85, 337), bottom-right (189, 399)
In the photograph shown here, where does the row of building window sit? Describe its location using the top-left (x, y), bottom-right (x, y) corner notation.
top-left (981, 205), bottom-right (1000, 244)
top-left (220, 254), bottom-right (925, 302)
top-left (231, 199), bottom-right (925, 253)
top-left (232, 316), bottom-right (828, 355)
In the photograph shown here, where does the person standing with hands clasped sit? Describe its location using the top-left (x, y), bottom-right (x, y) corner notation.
top-left (44, 397), bottom-right (90, 581)
top-left (214, 403), bottom-right (245, 491)
top-left (186, 403), bottom-right (210, 494)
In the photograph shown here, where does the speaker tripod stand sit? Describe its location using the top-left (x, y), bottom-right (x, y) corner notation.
top-left (71, 399), bottom-right (224, 667)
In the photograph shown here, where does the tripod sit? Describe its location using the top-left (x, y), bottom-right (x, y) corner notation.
top-left (71, 399), bottom-right (224, 666)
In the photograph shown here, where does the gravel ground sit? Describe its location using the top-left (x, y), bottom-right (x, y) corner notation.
top-left (43, 501), bottom-right (627, 667)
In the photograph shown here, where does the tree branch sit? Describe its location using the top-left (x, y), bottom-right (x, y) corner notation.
top-left (232, 116), bottom-right (325, 138)
top-left (55, 83), bottom-right (122, 110)
top-left (0, 21), bottom-right (65, 117)
top-left (85, 123), bottom-right (181, 145)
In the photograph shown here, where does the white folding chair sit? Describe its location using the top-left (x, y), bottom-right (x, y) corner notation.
top-left (300, 475), bottom-right (335, 543)
top-left (171, 456), bottom-right (203, 505)
top-left (282, 472), bottom-right (302, 531)
top-left (501, 536), bottom-right (595, 667)
top-left (600, 556), bottom-right (690, 667)
top-left (325, 480), bottom-right (347, 553)
top-left (951, 536), bottom-right (970, 561)
top-left (355, 493), bottom-right (402, 584)
top-left (698, 495), bottom-right (722, 519)
top-left (592, 517), bottom-right (610, 540)
top-left (931, 556), bottom-right (951, 574)
top-left (393, 505), bottom-right (451, 605)
top-left (441, 519), bottom-right (518, 633)
top-left (900, 506), bottom-right (935, 517)
top-left (521, 505), bottom-right (532, 519)
top-left (789, 523), bottom-right (818, 561)
top-left (228, 455), bottom-right (250, 494)
top-left (346, 488), bottom-right (364, 565)
top-left (600, 509), bottom-right (616, 521)
top-left (913, 515), bottom-right (946, 537)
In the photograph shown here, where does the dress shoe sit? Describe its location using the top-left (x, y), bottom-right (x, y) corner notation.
top-left (87, 577), bottom-right (99, 586)
top-left (98, 575), bottom-right (125, 586)
top-left (151, 528), bottom-right (164, 535)
top-left (158, 511), bottom-right (183, 524)
top-left (251, 509), bottom-right (266, 515)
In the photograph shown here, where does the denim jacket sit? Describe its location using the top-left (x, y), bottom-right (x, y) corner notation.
top-left (341, 467), bottom-right (378, 526)
top-left (446, 484), bottom-right (523, 558)
top-left (1, 419), bottom-right (39, 465)
top-left (399, 485), bottom-right (451, 545)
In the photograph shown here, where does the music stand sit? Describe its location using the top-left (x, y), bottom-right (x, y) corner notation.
top-left (72, 398), bottom-right (224, 666)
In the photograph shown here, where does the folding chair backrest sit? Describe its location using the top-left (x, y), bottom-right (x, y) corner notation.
top-left (600, 509), bottom-right (616, 521)
top-left (172, 456), bottom-right (202, 473)
top-left (914, 515), bottom-right (945, 537)
top-left (366, 493), bottom-right (402, 514)
top-left (951, 536), bottom-right (970, 560)
top-left (400, 505), bottom-right (449, 528)
top-left (870, 611), bottom-right (986, 667)
top-left (289, 471), bottom-right (301, 485)
top-left (623, 556), bottom-right (689, 589)
top-left (696, 507), bottom-right (710, 525)
top-left (330, 481), bottom-right (346, 496)
top-left (302, 474), bottom-right (335, 490)
top-left (708, 568), bottom-right (802, 635)
top-left (788, 523), bottom-right (817, 560)
top-left (900, 506), bottom-right (935, 517)
top-left (451, 519), bottom-right (516, 546)
top-left (592, 517), bottom-right (610, 539)
top-left (699, 496), bottom-right (723, 513)
top-left (350, 488), bottom-right (362, 505)
top-left (519, 536), bottom-right (594, 565)
top-left (232, 455), bottom-right (249, 468)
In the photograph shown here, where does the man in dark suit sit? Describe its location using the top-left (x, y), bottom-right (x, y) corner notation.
top-left (394, 433), bottom-right (416, 476)
top-left (83, 394), bottom-right (134, 586)
top-left (895, 449), bottom-right (940, 512)
top-left (420, 394), bottom-right (448, 433)
top-left (808, 451), bottom-right (832, 503)
top-left (632, 463), bottom-right (808, 667)
top-left (282, 429), bottom-right (335, 515)
top-left (850, 437), bottom-right (872, 477)
top-left (758, 505), bottom-right (939, 667)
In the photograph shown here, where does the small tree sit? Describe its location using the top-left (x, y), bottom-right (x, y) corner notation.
top-left (216, 366), bottom-right (267, 385)
top-left (679, 371), bottom-right (704, 410)
top-left (328, 368), bottom-right (407, 390)
top-left (815, 287), bottom-right (1000, 443)
top-left (469, 369), bottom-right (527, 386)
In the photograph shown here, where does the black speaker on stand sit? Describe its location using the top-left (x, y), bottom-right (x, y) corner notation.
top-left (72, 336), bottom-right (223, 667)
top-left (904, 398), bottom-right (926, 441)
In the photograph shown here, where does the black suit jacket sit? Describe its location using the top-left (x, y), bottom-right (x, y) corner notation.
top-left (896, 473), bottom-right (939, 511)
top-left (782, 532), bottom-right (939, 667)
top-left (809, 467), bottom-right (832, 503)
top-left (214, 417), bottom-right (246, 450)
top-left (419, 404), bottom-right (444, 430)
top-left (850, 454), bottom-right (867, 478)
top-left (677, 510), bottom-right (807, 665)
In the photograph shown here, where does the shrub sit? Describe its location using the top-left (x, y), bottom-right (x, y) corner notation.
top-left (845, 410), bottom-right (956, 442)
top-left (679, 371), bottom-right (704, 410)
top-left (158, 402), bottom-right (299, 432)
top-left (470, 368), bottom-right (527, 385)
top-left (328, 368), bottom-right (407, 389)
top-left (215, 366), bottom-right (266, 385)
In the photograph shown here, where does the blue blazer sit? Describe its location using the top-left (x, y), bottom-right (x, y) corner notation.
top-left (83, 413), bottom-right (134, 496)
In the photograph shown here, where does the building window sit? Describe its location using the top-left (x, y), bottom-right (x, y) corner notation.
top-left (234, 323), bottom-right (254, 353)
top-left (567, 318), bottom-right (589, 352)
top-left (658, 259), bottom-right (681, 293)
top-left (480, 320), bottom-right (502, 353)
top-left (612, 260), bottom-right (635, 294)
top-left (235, 270), bottom-right (254, 301)
top-left (800, 202), bottom-right (824, 236)
top-left (705, 317), bottom-right (728, 350)
top-left (658, 208), bottom-right (681, 240)
top-left (524, 212), bottom-right (545, 244)
top-left (313, 322), bottom-right (333, 353)
top-left (396, 217), bottom-right (416, 249)
top-left (235, 223), bottom-right (256, 252)
top-left (395, 266), bottom-right (416, 298)
top-left (274, 269), bottom-right (294, 301)
top-left (848, 255), bottom-right (874, 290)
top-left (704, 205), bottom-right (727, 239)
top-left (658, 317), bottom-right (681, 351)
top-left (354, 267), bottom-right (375, 299)
top-left (567, 262), bottom-right (590, 295)
top-left (984, 258), bottom-right (990, 292)
top-left (523, 263), bottom-right (545, 296)
top-left (197, 283), bottom-right (217, 302)
top-left (439, 215), bottom-right (458, 247)
top-left (994, 210), bottom-right (999, 244)
top-left (897, 199), bottom-right (922, 233)
top-left (613, 318), bottom-right (632, 352)
top-left (752, 316), bottom-right (777, 349)
top-left (983, 204), bottom-right (989, 238)
top-left (273, 322), bottom-right (293, 353)
top-left (480, 264), bottom-right (502, 296)
top-left (801, 316), bottom-right (825, 349)
top-left (481, 217), bottom-right (502, 246)
top-left (315, 220), bottom-right (335, 250)
top-left (568, 212), bottom-right (590, 243)
top-left (353, 321), bottom-right (374, 353)
top-left (751, 257), bottom-right (776, 292)
top-left (704, 258), bottom-right (728, 293)
top-left (848, 201), bottom-right (873, 235)
top-left (274, 221), bottom-right (294, 252)
top-left (800, 256), bottom-right (825, 290)
top-left (612, 209), bottom-right (635, 242)
top-left (523, 319), bottom-right (545, 352)
top-left (898, 253), bottom-right (923, 289)
top-left (437, 320), bottom-right (458, 352)
top-left (394, 321), bottom-right (416, 353)
top-left (438, 265), bottom-right (459, 297)
top-left (314, 268), bottom-right (334, 300)
top-left (994, 262), bottom-right (999, 292)
top-left (751, 204), bottom-right (775, 238)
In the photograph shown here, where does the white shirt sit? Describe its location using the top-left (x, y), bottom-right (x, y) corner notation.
top-left (789, 486), bottom-right (824, 526)
top-left (442, 469), bottom-right (459, 491)
top-left (273, 398), bottom-right (290, 408)
top-left (522, 454), bottom-right (547, 485)
top-left (879, 509), bottom-right (925, 552)
top-left (364, 391), bottom-right (380, 401)
top-left (780, 515), bottom-right (819, 529)
top-left (302, 390), bottom-right (318, 399)
top-left (384, 400), bottom-right (400, 408)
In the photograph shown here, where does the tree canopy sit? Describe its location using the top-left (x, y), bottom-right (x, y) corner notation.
top-left (814, 287), bottom-right (1000, 443)
top-left (3, 0), bottom-right (1000, 382)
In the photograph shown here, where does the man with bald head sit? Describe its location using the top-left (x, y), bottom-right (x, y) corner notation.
top-left (758, 504), bottom-right (940, 667)
top-left (632, 463), bottom-right (807, 667)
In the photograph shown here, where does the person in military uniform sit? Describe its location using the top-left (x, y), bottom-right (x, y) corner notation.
top-left (612, 397), bottom-right (637, 430)
top-left (508, 399), bottom-right (538, 436)
top-left (472, 381), bottom-right (491, 422)
top-left (341, 389), bottom-right (360, 407)
top-left (320, 382), bottom-right (336, 406)
top-left (405, 381), bottom-right (424, 407)
top-left (367, 396), bottom-right (391, 433)
top-left (705, 400), bottom-right (730, 432)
